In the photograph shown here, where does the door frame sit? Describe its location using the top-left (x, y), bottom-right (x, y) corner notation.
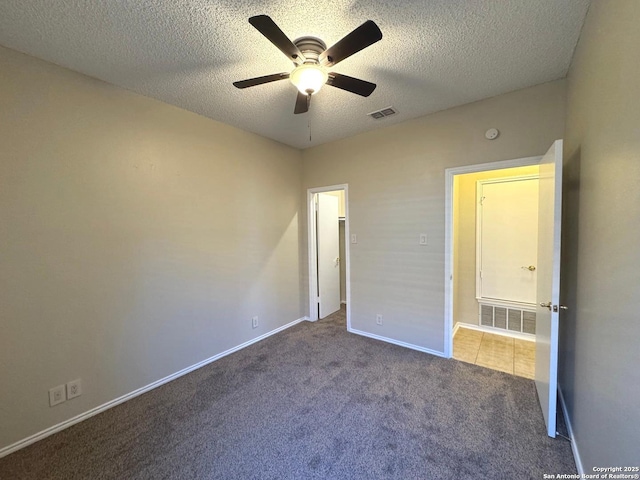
top-left (307, 184), bottom-right (351, 327)
top-left (444, 156), bottom-right (542, 358)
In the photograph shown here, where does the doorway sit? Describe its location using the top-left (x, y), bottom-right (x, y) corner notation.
top-left (444, 155), bottom-right (542, 356)
top-left (444, 140), bottom-right (564, 438)
top-left (451, 166), bottom-right (540, 379)
top-left (307, 184), bottom-right (350, 326)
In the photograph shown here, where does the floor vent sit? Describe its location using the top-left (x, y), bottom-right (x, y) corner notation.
top-left (479, 303), bottom-right (536, 335)
top-left (368, 106), bottom-right (397, 119)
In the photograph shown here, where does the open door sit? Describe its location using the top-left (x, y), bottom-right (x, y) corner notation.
top-left (535, 139), bottom-right (563, 438)
top-left (317, 193), bottom-right (341, 319)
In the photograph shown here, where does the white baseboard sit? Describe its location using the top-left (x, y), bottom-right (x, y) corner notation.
top-left (454, 322), bottom-right (535, 342)
top-left (558, 386), bottom-right (584, 475)
top-left (348, 327), bottom-right (446, 358)
top-left (452, 321), bottom-right (462, 337)
top-left (0, 316), bottom-right (307, 459)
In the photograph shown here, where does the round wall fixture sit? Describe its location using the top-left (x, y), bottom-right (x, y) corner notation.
top-left (485, 128), bottom-right (500, 140)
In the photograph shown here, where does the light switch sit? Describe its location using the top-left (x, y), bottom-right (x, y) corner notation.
top-left (351, 234), bottom-right (357, 244)
top-left (419, 234), bottom-right (427, 245)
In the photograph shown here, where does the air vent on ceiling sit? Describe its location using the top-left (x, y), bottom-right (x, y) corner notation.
top-left (368, 106), bottom-right (397, 120)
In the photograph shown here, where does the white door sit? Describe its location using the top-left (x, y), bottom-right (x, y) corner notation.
top-left (535, 139), bottom-right (563, 438)
top-left (317, 193), bottom-right (341, 319)
top-left (479, 177), bottom-right (539, 304)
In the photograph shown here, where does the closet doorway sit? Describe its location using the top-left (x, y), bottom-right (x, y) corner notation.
top-left (451, 165), bottom-right (540, 379)
top-left (307, 185), bottom-right (350, 325)
top-left (444, 140), bottom-right (568, 437)
top-left (444, 140), bottom-right (565, 438)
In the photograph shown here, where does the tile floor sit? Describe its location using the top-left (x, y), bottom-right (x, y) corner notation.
top-left (453, 327), bottom-right (535, 379)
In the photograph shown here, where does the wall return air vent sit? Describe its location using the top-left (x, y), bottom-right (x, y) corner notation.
top-left (368, 106), bottom-right (397, 119)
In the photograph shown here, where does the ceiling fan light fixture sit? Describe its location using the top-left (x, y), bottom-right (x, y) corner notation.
top-left (290, 64), bottom-right (328, 95)
top-left (235, 16), bottom-right (382, 114)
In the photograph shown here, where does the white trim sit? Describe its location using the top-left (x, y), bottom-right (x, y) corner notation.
top-left (444, 155), bottom-right (542, 359)
top-left (308, 189), bottom-right (318, 320)
top-left (452, 322), bottom-right (461, 337)
top-left (454, 322), bottom-right (536, 342)
top-left (558, 387), bottom-right (584, 475)
top-left (0, 316), bottom-right (307, 459)
top-left (477, 298), bottom-right (536, 311)
top-left (476, 174), bottom-right (539, 186)
top-left (476, 179), bottom-right (482, 300)
top-left (307, 184), bottom-right (351, 329)
top-left (348, 327), bottom-right (446, 358)
top-left (445, 156), bottom-right (543, 177)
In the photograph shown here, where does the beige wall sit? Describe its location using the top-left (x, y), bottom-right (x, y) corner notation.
top-left (302, 80), bottom-right (566, 351)
top-left (560, 0), bottom-right (640, 469)
top-left (454, 166), bottom-right (539, 326)
top-left (0, 46), bottom-right (302, 450)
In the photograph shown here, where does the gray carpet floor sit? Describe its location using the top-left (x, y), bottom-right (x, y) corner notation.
top-left (0, 307), bottom-right (576, 479)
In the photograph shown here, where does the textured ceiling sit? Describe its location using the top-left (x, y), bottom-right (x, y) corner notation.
top-left (0, 0), bottom-right (590, 149)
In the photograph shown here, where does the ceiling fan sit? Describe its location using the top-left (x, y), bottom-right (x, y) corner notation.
top-left (233, 15), bottom-right (382, 114)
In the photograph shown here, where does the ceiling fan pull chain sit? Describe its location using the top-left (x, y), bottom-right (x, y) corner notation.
top-left (308, 93), bottom-right (312, 142)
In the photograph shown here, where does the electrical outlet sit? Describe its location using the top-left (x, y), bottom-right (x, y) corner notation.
top-left (67, 379), bottom-right (82, 400)
top-left (419, 234), bottom-right (428, 245)
top-left (252, 316), bottom-right (259, 329)
top-left (49, 385), bottom-right (66, 407)
top-left (376, 314), bottom-right (383, 326)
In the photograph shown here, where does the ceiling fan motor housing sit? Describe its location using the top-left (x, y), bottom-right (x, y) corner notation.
top-left (293, 36), bottom-right (327, 65)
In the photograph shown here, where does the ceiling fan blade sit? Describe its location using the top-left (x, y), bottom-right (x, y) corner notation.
top-left (294, 92), bottom-right (310, 114)
top-left (327, 73), bottom-right (377, 97)
top-left (249, 15), bottom-right (305, 64)
top-left (233, 73), bottom-right (290, 89)
top-left (319, 20), bottom-right (382, 67)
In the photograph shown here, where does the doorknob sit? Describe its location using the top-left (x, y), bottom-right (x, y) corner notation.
top-left (522, 265), bottom-right (536, 271)
top-left (540, 302), bottom-right (568, 312)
